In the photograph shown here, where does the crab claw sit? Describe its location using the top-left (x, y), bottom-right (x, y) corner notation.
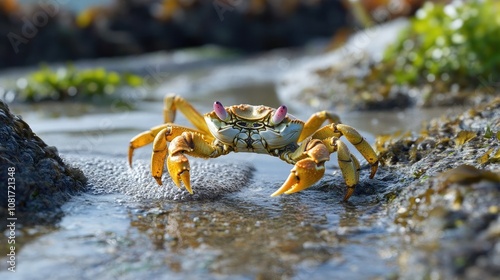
top-left (167, 153), bottom-right (193, 194)
top-left (271, 158), bottom-right (325, 196)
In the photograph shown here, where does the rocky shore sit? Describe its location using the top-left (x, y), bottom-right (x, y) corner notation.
top-left (0, 100), bottom-right (87, 225)
top-left (380, 98), bottom-right (500, 279)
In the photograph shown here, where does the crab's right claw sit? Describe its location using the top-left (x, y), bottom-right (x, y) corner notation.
top-left (167, 154), bottom-right (193, 194)
top-left (271, 158), bottom-right (325, 196)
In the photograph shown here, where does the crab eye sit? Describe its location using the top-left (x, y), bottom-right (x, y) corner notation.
top-left (213, 101), bottom-right (227, 120)
top-left (272, 105), bottom-right (287, 124)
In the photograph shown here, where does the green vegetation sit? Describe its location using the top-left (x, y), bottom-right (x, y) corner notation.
top-left (383, 0), bottom-right (500, 87)
top-left (14, 65), bottom-right (143, 103)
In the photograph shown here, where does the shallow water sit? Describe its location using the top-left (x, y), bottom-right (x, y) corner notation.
top-left (0, 49), bottom-right (461, 279)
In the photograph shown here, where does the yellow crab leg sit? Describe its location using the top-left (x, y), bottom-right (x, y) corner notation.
top-left (312, 124), bottom-right (378, 178)
top-left (166, 131), bottom-right (227, 194)
top-left (334, 140), bottom-right (361, 201)
top-left (164, 94), bottom-right (211, 135)
top-left (298, 111), bottom-right (341, 142)
top-left (128, 123), bottom-right (208, 167)
top-left (149, 125), bottom-right (213, 186)
top-left (335, 124), bottom-right (378, 179)
top-left (151, 128), bottom-right (169, 185)
top-left (129, 94), bottom-right (209, 167)
top-left (129, 124), bottom-right (170, 167)
top-left (347, 155), bottom-right (361, 200)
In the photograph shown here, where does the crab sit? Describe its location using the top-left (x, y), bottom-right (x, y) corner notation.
top-left (128, 95), bottom-right (379, 201)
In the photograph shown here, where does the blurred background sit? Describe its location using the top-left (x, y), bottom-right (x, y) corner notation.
top-left (1, 0), bottom-right (425, 68)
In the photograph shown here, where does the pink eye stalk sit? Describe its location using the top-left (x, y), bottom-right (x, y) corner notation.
top-left (272, 105), bottom-right (287, 124)
top-left (213, 101), bottom-right (227, 120)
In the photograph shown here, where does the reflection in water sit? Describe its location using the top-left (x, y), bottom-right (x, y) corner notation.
top-left (128, 191), bottom-right (393, 278)
top-left (130, 200), bottom-right (327, 278)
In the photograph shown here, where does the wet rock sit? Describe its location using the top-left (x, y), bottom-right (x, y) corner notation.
top-left (379, 98), bottom-right (500, 279)
top-left (393, 172), bottom-right (500, 279)
top-left (0, 100), bottom-right (87, 225)
top-left (315, 165), bottom-right (397, 204)
top-left (65, 154), bottom-right (254, 202)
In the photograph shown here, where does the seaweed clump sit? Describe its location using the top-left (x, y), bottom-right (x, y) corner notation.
top-left (10, 65), bottom-right (143, 103)
top-left (381, 0), bottom-right (500, 105)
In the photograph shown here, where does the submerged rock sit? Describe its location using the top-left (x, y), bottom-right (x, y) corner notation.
top-left (0, 100), bottom-right (87, 225)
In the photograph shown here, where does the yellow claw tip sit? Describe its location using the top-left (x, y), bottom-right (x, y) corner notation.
top-left (370, 163), bottom-right (379, 179)
top-left (343, 187), bottom-right (355, 201)
top-left (179, 171), bottom-right (193, 194)
top-left (284, 189), bottom-right (296, 195)
top-left (154, 176), bottom-right (163, 185)
top-left (128, 148), bottom-right (134, 167)
top-left (270, 190), bottom-right (283, 197)
top-left (171, 177), bottom-right (181, 188)
top-left (285, 181), bottom-right (313, 194)
top-left (271, 184), bottom-right (292, 197)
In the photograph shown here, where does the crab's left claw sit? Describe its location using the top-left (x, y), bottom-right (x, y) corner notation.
top-left (167, 153), bottom-right (193, 194)
top-left (271, 158), bottom-right (325, 196)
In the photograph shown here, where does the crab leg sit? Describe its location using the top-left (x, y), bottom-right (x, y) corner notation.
top-left (271, 139), bottom-right (330, 196)
top-left (129, 95), bottom-right (214, 167)
top-left (164, 94), bottom-right (211, 135)
top-left (298, 111), bottom-right (341, 142)
top-left (330, 139), bottom-right (361, 201)
top-left (165, 131), bottom-right (226, 194)
top-left (147, 126), bottom-right (215, 186)
top-left (312, 124), bottom-right (378, 178)
top-left (129, 124), bottom-right (170, 167)
top-left (128, 124), bottom-right (206, 167)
